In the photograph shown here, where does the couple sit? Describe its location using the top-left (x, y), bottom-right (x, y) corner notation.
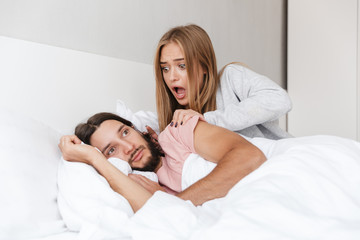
top-left (59, 22), bottom-right (289, 215)
top-left (59, 111), bottom-right (360, 240)
top-left (59, 112), bottom-right (267, 212)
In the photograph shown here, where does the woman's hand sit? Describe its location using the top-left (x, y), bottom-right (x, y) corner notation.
top-left (58, 135), bottom-right (101, 165)
top-left (171, 109), bottom-right (205, 127)
top-left (128, 174), bottom-right (165, 194)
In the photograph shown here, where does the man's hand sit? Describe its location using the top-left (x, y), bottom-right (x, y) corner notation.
top-left (58, 135), bottom-right (101, 165)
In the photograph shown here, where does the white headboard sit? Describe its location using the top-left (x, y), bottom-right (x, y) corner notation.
top-left (0, 36), bottom-right (156, 134)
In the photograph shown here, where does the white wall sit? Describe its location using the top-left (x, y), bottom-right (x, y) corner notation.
top-left (287, 0), bottom-right (359, 140)
top-left (358, 0), bottom-right (360, 140)
top-left (0, 0), bottom-right (287, 88)
top-left (0, 36), bottom-right (154, 134)
top-left (0, 1), bottom-right (289, 132)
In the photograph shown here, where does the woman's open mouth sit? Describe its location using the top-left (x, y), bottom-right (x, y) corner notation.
top-left (173, 87), bottom-right (186, 100)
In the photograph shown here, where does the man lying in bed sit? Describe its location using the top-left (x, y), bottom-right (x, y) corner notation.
top-left (59, 112), bottom-right (266, 210)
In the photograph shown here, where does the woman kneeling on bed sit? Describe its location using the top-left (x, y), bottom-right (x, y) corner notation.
top-left (58, 112), bottom-right (266, 212)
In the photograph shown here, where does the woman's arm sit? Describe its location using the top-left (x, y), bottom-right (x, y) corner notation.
top-left (59, 135), bottom-right (152, 212)
top-left (176, 120), bottom-right (266, 205)
top-left (204, 64), bottom-right (292, 131)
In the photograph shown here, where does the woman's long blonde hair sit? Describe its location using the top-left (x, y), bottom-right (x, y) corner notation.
top-left (154, 24), bottom-right (219, 131)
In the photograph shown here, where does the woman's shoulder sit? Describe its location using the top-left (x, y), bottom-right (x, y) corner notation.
top-left (220, 62), bottom-right (264, 82)
top-left (221, 63), bottom-right (247, 74)
top-left (220, 63), bottom-right (257, 79)
top-left (219, 63), bottom-right (249, 84)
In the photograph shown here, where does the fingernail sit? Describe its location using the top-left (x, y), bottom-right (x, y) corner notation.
top-left (175, 122), bottom-right (178, 127)
top-left (180, 121), bottom-right (183, 125)
top-left (170, 122), bottom-right (174, 127)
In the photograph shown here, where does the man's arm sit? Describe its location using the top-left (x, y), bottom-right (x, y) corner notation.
top-left (59, 135), bottom-right (152, 212)
top-left (176, 121), bottom-right (266, 205)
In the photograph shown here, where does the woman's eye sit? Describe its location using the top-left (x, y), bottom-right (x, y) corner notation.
top-left (161, 66), bottom-right (169, 73)
top-left (179, 64), bottom-right (186, 69)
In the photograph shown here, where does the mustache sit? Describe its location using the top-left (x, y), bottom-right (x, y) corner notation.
top-left (128, 145), bottom-right (145, 163)
top-left (131, 132), bottom-right (164, 172)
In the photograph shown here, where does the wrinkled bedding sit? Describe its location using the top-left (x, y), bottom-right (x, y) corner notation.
top-left (58, 135), bottom-right (360, 239)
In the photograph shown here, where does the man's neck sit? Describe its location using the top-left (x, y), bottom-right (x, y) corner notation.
top-left (154, 157), bottom-right (164, 173)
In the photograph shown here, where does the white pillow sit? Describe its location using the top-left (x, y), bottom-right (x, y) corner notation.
top-left (57, 157), bottom-right (158, 238)
top-left (116, 99), bottom-right (159, 134)
top-left (0, 107), bottom-right (66, 240)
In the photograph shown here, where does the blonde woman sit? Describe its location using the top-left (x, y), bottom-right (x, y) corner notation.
top-left (153, 24), bottom-right (292, 140)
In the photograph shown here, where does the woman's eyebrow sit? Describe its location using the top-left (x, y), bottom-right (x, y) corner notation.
top-left (101, 124), bottom-right (125, 153)
top-left (160, 58), bottom-right (184, 64)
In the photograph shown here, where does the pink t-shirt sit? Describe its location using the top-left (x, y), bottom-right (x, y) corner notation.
top-left (156, 116), bottom-right (200, 193)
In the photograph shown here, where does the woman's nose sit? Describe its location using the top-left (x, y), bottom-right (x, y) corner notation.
top-left (169, 68), bottom-right (179, 82)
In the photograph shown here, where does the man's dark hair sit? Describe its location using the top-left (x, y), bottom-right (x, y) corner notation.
top-left (75, 112), bottom-right (164, 172)
top-left (75, 112), bottom-right (133, 145)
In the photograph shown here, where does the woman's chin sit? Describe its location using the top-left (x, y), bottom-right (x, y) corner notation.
top-left (177, 99), bottom-right (189, 107)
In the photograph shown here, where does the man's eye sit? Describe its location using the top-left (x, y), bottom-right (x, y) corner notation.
top-left (161, 66), bottom-right (169, 73)
top-left (122, 129), bottom-right (129, 137)
top-left (179, 64), bottom-right (186, 69)
top-left (107, 147), bottom-right (115, 155)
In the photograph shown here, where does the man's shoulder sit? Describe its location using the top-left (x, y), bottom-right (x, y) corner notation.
top-left (158, 116), bottom-right (201, 151)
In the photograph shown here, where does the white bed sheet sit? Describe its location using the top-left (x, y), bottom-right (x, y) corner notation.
top-left (58, 135), bottom-right (360, 239)
top-left (131, 135), bottom-right (360, 239)
top-left (30, 231), bottom-right (78, 240)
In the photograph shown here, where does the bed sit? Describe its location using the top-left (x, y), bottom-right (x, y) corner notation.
top-left (1, 36), bottom-right (360, 240)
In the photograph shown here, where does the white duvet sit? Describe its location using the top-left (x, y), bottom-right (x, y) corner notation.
top-left (58, 135), bottom-right (360, 240)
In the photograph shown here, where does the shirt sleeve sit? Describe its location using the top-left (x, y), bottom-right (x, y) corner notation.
top-left (158, 116), bottom-right (200, 156)
top-left (204, 64), bottom-right (292, 131)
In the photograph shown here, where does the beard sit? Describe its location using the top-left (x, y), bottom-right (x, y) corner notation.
top-left (131, 132), bottom-right (164, 172)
